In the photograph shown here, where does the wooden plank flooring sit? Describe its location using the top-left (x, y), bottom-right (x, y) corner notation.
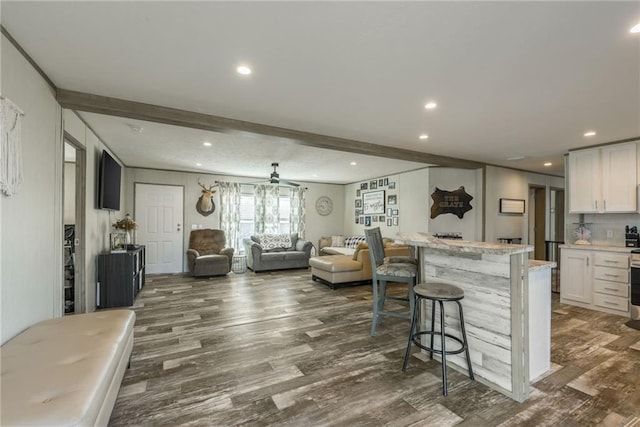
top-left (110, 269), bottom-right (640, 426)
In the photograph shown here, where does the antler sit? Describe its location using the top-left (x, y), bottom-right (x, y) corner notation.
top-left (198, 179), bottom-right (216, 192)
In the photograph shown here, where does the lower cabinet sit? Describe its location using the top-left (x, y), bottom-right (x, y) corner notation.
top-left (97, 246), bottom-right (146, 309)
top-left (560, 248), bottom-right (630, 316)
top-left (560, 249), bottom-right (592, 304)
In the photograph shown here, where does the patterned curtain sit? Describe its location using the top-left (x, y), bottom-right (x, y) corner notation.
top-left (218, 182), bottom-right (242, 249)
top-left (290, 187), bottom-right (307, 239)
top-left (254, 184), bottom-right (280, 234)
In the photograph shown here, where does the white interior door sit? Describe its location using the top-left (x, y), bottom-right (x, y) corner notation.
top-left (135, 184), bottom-right (184, 274)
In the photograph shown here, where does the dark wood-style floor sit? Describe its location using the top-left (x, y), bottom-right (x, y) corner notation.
top-left (110, 269), bottom-right (640, 426)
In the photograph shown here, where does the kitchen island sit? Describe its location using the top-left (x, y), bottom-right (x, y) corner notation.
top-left (397, 232), bottom-right (554, 402)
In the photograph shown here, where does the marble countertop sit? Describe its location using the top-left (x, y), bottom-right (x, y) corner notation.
top-left (559, 244), bottom-right (634, 253)
top-left (529, 259), bottom-right (556, 272)
top-left (396, 232), bottom-right (533, 255)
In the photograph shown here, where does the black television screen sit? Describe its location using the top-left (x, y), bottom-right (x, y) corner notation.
top-left (98, 150), bottom-right (121, 210)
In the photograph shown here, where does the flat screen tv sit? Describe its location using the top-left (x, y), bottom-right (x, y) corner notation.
top-left (98, 150), bottom-right (121, 211)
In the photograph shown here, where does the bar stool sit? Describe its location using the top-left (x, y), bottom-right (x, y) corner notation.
top-left (364, 228), bottom-right (418, 337)
top-left (402, 282), bottom-right (474, 396)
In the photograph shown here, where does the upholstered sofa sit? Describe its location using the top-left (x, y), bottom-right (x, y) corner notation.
top-left (187, 229), bottom-right (234, 277)
top-left (309, 240), bottom-right (412, 288)
top-left (243, 233), bottom-right (313, 272)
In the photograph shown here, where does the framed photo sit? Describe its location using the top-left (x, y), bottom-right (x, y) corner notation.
top-left (393, 217), bottom-right (399, 226)
top-left (355, 209), bottom-right (362, 216)
top-left (363, 190), bottom-right (385, 215)
top-left (387, 208), bottom-right (392, 216)
top-left (392, 209), bottom-right (399, 216)
top-left (389, 182), bottom-right (396, 190)
top-left (384, 178), bottom-right (389, 186)
top-left (365, 216), bottom-right (371, 226)
top-left (499, 198), bottom-right (525, 214)
top-left (379, 215), bottom-right (385, 222)
top-left (378, 179), bottom-right (384, 186)
top-left (356, 189), bottom-right (361, 197)
top-left (370, 180), bottom-right (378, 189)
top-left (355, 199), bottom-right (362, 208)
top-left (361, 183), bottom-right (368, 190)
top-left (387, 218), bottom-right (392, 226)
top-left (359, 216), bottom-right (365, 224)
top-left (388, 194), bottom-right (397, 205)
top-left (355, 217), bottom-right (359, 224)
top-left (372, 216), bottom-right (378, 222)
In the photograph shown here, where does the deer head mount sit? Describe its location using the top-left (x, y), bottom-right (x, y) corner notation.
top-left (196, 180), bottom-right (216, 217)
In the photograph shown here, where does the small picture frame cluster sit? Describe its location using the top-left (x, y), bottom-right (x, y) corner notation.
top-left (356, 177), bottom-right (397, 225)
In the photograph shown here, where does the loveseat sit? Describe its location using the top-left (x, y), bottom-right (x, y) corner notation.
top-left (309, 239), bottom-right (412, 288)
top-left (243, 233), bottom-right (313, 272)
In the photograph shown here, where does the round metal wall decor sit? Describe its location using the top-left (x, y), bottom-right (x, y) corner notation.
top-left (315, 196), bottom-right (333, 216)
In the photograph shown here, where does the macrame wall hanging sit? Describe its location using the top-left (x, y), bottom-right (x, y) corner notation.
top-left (1, 96), bottom-right (25, 197)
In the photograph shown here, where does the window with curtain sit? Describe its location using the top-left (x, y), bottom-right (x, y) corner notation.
top-left (223, 183), bottom-right (306, 253)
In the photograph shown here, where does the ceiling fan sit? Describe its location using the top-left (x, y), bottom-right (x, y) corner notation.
top-left (267, 162), bottom-right (300, 187)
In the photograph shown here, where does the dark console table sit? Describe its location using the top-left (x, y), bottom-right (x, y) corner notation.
top-left (97, 246), bottom-right (145, 309)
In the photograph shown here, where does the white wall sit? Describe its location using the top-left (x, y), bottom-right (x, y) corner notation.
top-left (63, 162), bottom-right (75, 224)
top-left (484, 165), bottom-right (564, 244)
top-left (1, 35), bottom-right (63, 344)
top-left (125, 167), bottom-right (344, 269)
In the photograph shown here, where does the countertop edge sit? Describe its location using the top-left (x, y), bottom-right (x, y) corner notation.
top-left (397, 232), bottom-right (533, 255)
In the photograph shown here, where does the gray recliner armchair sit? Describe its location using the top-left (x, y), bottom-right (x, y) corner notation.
top-left (187, 229), bottom-right (234, 276)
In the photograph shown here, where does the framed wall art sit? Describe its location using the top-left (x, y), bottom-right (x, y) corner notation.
top-left (363, 190), bottom-right (385, 215)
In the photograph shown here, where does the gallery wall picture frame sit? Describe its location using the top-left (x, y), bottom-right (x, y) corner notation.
top-left (388, 195), bottom-right (397, 205)
top-left (355, 199), bottom-right (362, 208)
top-left (370, 180), bottom-right (377, 189)
top-left (379, 215), bottom-right (385, 222)
top-left (387, 208), bottom-right (392, 216)
top-left (355, 217), bottom-right (359, 224)
top-left (372, 216), bottom-right (378, 222)
top-left (361, 183), bottom-right (368, 190)
top-left (392, 209), bottom-right (399, 216)
top-left (384, 178), bottom-right (389, 186)
top-left (393, 217), bottom-right (399, 226)
top-left (359, 216), bottom-right (365, 224)
top-left (379, 179), bottom-right (384, 186)
top-left (365, 216), bottom-right (371, 226)
top-left (499, 198), bottom-right (526, 214)
top-left (387, 218), bottom-right (392, 226)
top-left (363, 190), bottom-right (385, 214)
top-left (356, 189), bottom-right (361, 197)
top-left (389, 182), bottom-right (396, 189)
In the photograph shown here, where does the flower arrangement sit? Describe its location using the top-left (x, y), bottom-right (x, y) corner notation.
top-left (113, 214), bottom-right (137, 231)
top-left (574, 225), bottom-right (591, 245)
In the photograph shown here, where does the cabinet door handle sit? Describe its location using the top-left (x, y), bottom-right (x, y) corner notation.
top-left (595, 200), bottom-right (598, 210)
top-left (604, 273), bottom-right (619, 278)
top-left (587, 257), bottom-right (589, 266)
top-left (604, 259), bottom-right (619, 263)
top-left (604, 200), bottom-right (607, 211)
top-left (603, 301), bottom-right (618, 306)
top-left (604, 287), bottom-right (619, 292)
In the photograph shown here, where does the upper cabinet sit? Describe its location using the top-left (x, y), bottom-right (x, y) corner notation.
top-left (569, 142), bottom-right (637, 213)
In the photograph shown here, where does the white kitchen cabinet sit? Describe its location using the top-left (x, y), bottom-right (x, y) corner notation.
top-left (560, 247), bottom-right (630, 316)
top-left (560, 249), bottom-right (592, 304)
top-left (569, 149), bottom-right (600, 213)
top-left (568, 142), bottom-right (637, 213)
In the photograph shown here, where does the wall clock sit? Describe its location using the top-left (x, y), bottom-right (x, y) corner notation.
top-left (315, 196), bottom-right (333, 216)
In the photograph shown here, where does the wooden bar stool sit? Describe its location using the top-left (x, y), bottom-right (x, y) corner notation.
top-left (402, 282), bottom-right (474, 396)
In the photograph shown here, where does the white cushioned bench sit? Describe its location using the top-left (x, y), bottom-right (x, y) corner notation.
top-left (0, 310), bottom-right (136, 426)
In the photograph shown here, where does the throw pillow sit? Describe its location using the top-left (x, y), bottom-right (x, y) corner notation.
top-left (345, 235), bottom-right (366, 249)
top-left (353, 242), bottom-right (369, 260)
top-left (258, 234), bottom-right (292, 250)
top-left (331, 235), bottom-right (345, 247)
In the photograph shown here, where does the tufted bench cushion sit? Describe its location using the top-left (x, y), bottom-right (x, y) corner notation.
top-left (0, 309), bottom-right (135, 427)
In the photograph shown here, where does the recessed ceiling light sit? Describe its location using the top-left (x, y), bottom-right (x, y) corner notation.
top-left (544, 162), bottom-right (552, 167)
top-left (584, 131), bottom-right (597, 137)
top-left (419, 134), bottom-right (429, 140)
top-left (196, 163), bottom-right (202, 167)
top-left (424, 102), bottom-right (437, 109)
top-left (203, 141), bottom-right (212, 147)
top-left (350, 161), bottom-right (357, 166)
top-left (630, 23), bottom-right (640, 33)
top-left (128, 124), bottom-right (143, 133)
top-left (237, 65), bottom-right (252, 75)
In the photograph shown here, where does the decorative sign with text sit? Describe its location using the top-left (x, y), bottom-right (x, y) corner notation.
top-left (363, 190), bottom-right (385, 215)
top-left (430, 186), bottom-right (473, 219)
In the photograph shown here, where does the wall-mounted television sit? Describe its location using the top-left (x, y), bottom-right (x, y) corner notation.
top-left (98, 150), bottom-right (121, 211)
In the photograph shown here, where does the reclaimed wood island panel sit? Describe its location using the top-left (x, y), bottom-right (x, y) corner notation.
top-left (397, 232), bottom-right (551, 402)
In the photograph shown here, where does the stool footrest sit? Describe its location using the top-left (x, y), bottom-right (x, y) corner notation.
top-left (410, 331), bottom-right (467, 356)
